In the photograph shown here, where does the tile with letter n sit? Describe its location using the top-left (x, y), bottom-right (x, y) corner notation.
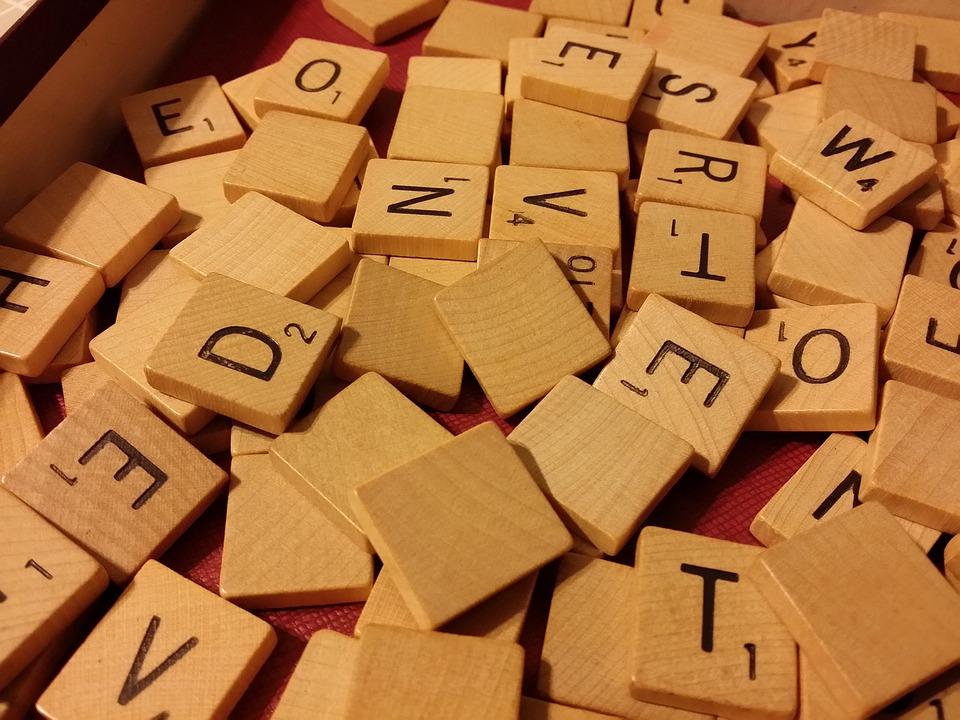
top-left (908, 224), bottom-right (960, 290)
top-left (0, 489), bottom-right (108, 690)
top-left (407, 56), bottom-right (502, 94)
top-left (529, 0), bottom-right (631, 26)
top-left (749, 503), bottom-right (960, 719)
top-left (422, 0), bottom-right (545, 68)
top-left (627, 0), bottom-right (723, 33)
top-left (37, 560), bottom-right (275, 720)
top-left (760, 19), bottom-right (819, 93)
top-left (593, 294), bottom-right (778, 476)
top-left (272, 629), bottom-right (358, 720)
top-left (634, 130), bottom-right (767, 222)
top-left (770, 110), bottom-right (937, 230)
top-left (631, 527), bottom-right (797, 720)
top-left (120, 76), bottom-right (246, 168)
top-left (519, 697), bottom-right (623, 720)
top-left (811, 9), bottom-right (916, 82)
top-left (352, 158), bottom-right (487, 260)
top-left (0, 372), bottom-right (42, 478)
top-left (0, 381), bottom-right (226, 583)
top-left (144, 274), bottom-right (340, 434)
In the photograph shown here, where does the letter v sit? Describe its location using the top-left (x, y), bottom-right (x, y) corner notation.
top-left (118, 615), bottom-right (199, 707)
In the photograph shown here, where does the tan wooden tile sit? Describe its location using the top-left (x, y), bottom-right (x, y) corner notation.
top-left (761, 19), bottom-right (819, 93)
top-left (0, 373), bottom-right (42, 480)
top-left (330, 140), bottom-right (379, 228)
top-left (229, 424), bottom-right (273, 457)
top-left (520, 698), bottom-right (623, 720)
top-left (741, 84), bottom-right (822, 160)
top-left (634, 130), bottom-right (767, 222)
top-left (143, 149), bottom-right (240, 247)
top-left (222, 110), bottom-right (368, 222)
top-left (927, 76), bottom-right (960, 143)
top-left (890, 173), bottom-right (945, 231)
top-left (796, 653), bottom-right (848, 720)
top-left (0, 489), bottom-right (107, 689)
top-left (0, 246), bottom-right (103, 377)
top-left (221, 64), bottom-right (276, 130)
top-left (908, 224), bottom-right (960, 289)
top-left (407, 55), bottom-right (502, 94)
top-left (308, 251), bottom-right (388, 320)
top-left (946, 535), bottom-right (960, 593)
top-left (120, 75), bottom-right (246, 167)
top-left (422, 0), bottom-right (545, 67)
top-left (504, 38), bottom-right (543, 125)
top-left (630, 53), bottom-right (757, 140)
top-left (387, 256), bottom-right (475, 285)
top-left (37, 560), bottom-right (275, 719)
top-left (767, 198), bottom-right (911, 323)
top-left (510, 99), bottom-right (630, 189)
top-left (509, 375), bottom-right (693, 554)
top-left (1, 382), bottom-right (226, 582)
top-left (116, 250), bottom-right (187, 324)
top-left (812, 9), bottom-right (916, 82)
top-left (272, 629), bottom-right (358, 720)
top-left (748, 66), bottom-right (775, 100)
top-left (2, 162), bottom-right (178, 287)
top-left (627, 0), bottom-right (723, 33)
top-left (883, 669), bottom-right (960, 720)
top-left (435, 239), bottom-right (611, 416)
top-left (60, 362), bottom-right (111, 415)
top-left (629, 202), bottom-right (755, 327)
top-left (145, 274), bottom-right (340, 434)
top-left (545, 17), bottom-right (646, 43)
top-left (880, 13), bottom-right (960, 93)
top-left (529, 0), bottom-right (630, 26)
top-left (26, 309), bottom-right (97, 385)
top-left (632, 527), bottom-right (797, 719)
top-left (594, 294), bottom-right (778, 476)
top-left (749, 502), bottom-right (960, 718)
top-left (352, 158), bottom-right (487, 260)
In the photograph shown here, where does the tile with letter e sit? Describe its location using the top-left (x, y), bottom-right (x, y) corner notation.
top-left (435, 239), bottom-right (611, 417)
top-left (594, 294), bottom-right (778, 476)
top-left (508, 375), bottom-right (693, 555)
top-left (36, 560), bottom-right (275, 720)
top-left (407, 55), bottom-right (502, 94)
top-left (908, 224), bottom-right (960, 290)
top-left (0, 372), bottom-right (42, 478)
top-left (272, 629), bottom-right (358, 720)
top-left (879, 13), bottom-right (960, 93)
top-left (631, 527), bottom-right (797, 720)
top-left (323, 0), bottom-right (445, 45)
top-left (145, 274), bottom-right (340, 434)
top-left (0, 489), bottom-right (108, 690)
top-left (635, 129), bottom-right (767, 222)
top-left (221, 64), bottom-right (275, 130)
top-left (749, 502), bottom-right (960, 719)
top-left (529, 0), bottom-right (630, 26)
top-left (1, 381), bottom-right (226, 583)
top-left (422, 0), bottom-right (544, 67)
top-left (352, 158), bottom-right (487, 260)
top-left (520, 698), bottom-right (623, 720)
top-left (254, 38), bottom-right (388, 124)
top-left (222, 110), bottom-right (368, 222)
top-left (761, 19), bottom-right (819, 93)
top-left (811, 9), bottom-right (916, 82)
top-left (120, 75), bottom-right (245, 167)
top-left (628, 0), bottom-right (723, 33)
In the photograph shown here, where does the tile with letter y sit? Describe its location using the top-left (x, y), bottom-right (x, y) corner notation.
top-left (760, 19), bottom-right (819, 93)
top-left (529, 0), bottom-right (631, 26)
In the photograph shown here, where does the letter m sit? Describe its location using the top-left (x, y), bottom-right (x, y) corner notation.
top-left (820, 125), bottom-right (895, 171)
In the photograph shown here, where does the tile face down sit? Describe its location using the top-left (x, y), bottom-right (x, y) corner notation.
top-left (422, 0), bottom-right (545, 67)
top-left (271, 629), bottom-right (359, 720)
top-left (811, 9), bottom-right (916, 82)
top-left (322, 0), bottom-right (446, 45)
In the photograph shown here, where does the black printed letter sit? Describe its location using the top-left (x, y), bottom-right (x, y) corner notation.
top-left (0, 269), bottom-right (50, 314)
top-left (295, 59), bottom-right (341, 92)
top-left (646, 340), bottom-right (730, 408)
top-left (674, 150), bottom-right (738, 183)
top-left (680, 563), bottom-right (739, 652)
top-left (387, 185), bottom-right (455, 217)
top-left (198, 326), bottom-right (283, 381)
top-left (926, 318), bottom-right (960, 355)
top-left (119, 616), bottom-right (198, 708)
top-left (78, 430), bottom-right (168, 510)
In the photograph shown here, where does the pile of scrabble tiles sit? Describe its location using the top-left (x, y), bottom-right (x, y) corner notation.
top-left (3, 0), bottom-right (960, 717)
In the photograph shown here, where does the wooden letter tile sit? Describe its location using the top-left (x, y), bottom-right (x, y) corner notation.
top-left (908, 224), bottom-right (960, 289)
top-left (387, 256), bottom-right (475, 286)
top-left (323, 0), bottom-right (445, 44)
top-left (879, 13), bottom-right (960, 93)
top-left (272, 629), bottom-right (358, 720)
top-left (422, 0), bottom-right (545, 67)
top-left (520, 697), bottom-right (623, 720)
top-left (529, 0), bottom-right (631, 26)
top-left (544, 17), bottom-right (647, 44)
top-left (406, 55), bottom-right (502, 94)
top-left (628, 0), bottom-right (723, 33)
top-left (811, 9), bottom-right (916, 82)
top-left (946, 536), bottom-right (960, 593)
top-left (741, 85), bottom-right (822, 159)
top-left (221, 64), bottom-right (276, 130)
top-left (0, 373), bottom-right (42, 479)
top-left (308, 251), bottom-right (388, 320)
top-left (60, 362), bottom-right (112, 415)
top-left (761, 19), bottom-right (820, 93)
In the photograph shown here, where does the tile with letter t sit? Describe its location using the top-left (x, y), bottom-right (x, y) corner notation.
top-left (0, 372), bottom-right (42, 478)
top-left (0, 381), bottom-right (226, 583)
top-left (628, 0), bottom-right (723, 33)
top-left (422, 0), bottom-right (545, 67)
top-left (529, 0), bottom-right (631, 26)
top-left (811, 9), bottom-right (916, 82)
top-left (145, 274), bottom-right (340, 434)
top-left (272, 630), bottom-right (358, 720)
top-left (593, 294), bottom-right (779, 476)
top-left (36, 560), bottom-right (275, 720)
top-left (908, 224), bottom-right (960, 290)
top-left (761, 19), bottom-right (819, 93)
top-left (120, 75), bottom-right (246, 167)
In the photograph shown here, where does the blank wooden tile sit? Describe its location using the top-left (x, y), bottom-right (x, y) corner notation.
top-left (0, 489), bottom-right (107, 689)
top-left (768, 199), bottom-right (911, 323)
top-left (116, 250), bottom-right (187, 323)
top-left (1, 382), bottom-right (226, 582)
top-left (229, 424), bottom-right (273, 458)
top-left (628, 0), bottom-right (723, 33)
top-left (26, 309), bottom-right (97, 385)
top-left (545, 17), bottom-right (646, 43)
top-left (749, 502), bottom-right (960, 718)
top-left (331, 140), bottom-right (379, 228)
top-left (407, 55), bottom-right (502, 94)
top-left (509, 375), bottom-right (692, 554)
top-left (520, 698), bottom-right (623, 720)
top-left (221, 64), bottom-right (276, 130)
top-left (632, 527), bottom-right (797, 719)
top-left (890, 172), bottom-right (945, 231)
top-left (635, 129), bottom-right (767, 222)
top-left (0, 373), bottom-right (42, 479)
top-left (222, 110), bottom-right (368, 222)
top-left (741, 84), bottom-right (822, 159)
top-left (879, 13), bottom-right (960, 93)
top-left (2, 162), bottom-right (178, 287)
top-left (352, 158), bottom-right (487, 260)
top-left (435, 239), bottom-right (611, 416)
top-left (423, 0), bottom-right (545, 67)
top-left (928, 76), bottom-right (960, 143)
top-left (749, 66), bottom-right (775, 100)
top-left (629, 202), bottom-right (755, 326)
top-left (272, 629), bottom-right (358, 720)
top-left (120, 75), bottom-right (246, 167)
top-left (908, 224), bottom-right (960, 289)
top-left (504, 38), bottom-right (542, 122)
top-left (761, 18), bottom-right (819, 93)
top-left (883, 669), bottom-right (960, 720)
top-left (946, 536), bottom-right (960, 593)
top-left (387, 256), bottom-right (475, 286)
top-left (308, 251), bottom-right (388, 320)
top-left (812, 9), bottom-right (916, 82)
top-left (60, 362), bottom-right (111, 415)
top-left (37, 560), bottom-right (275, 720)
top-left (529, 0), bottom-right (630, 26)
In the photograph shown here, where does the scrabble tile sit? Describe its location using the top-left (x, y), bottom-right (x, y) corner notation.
top-left (880, 13), bottom-right (960, 93)
top-left (629, 202), bottom-right (756, 327)
top-left (308, 251), bottom-right (388, 320)
top-left (593, 294), bottom-right (779, 476)
top-left (229, 424), bottom-right (272, 457)
top-left (145, 274), bottom-right (340, 434)
top-left (545, 17), bottom-right (646, 43)
top-left (37, 560), bottom-right (275, 720)
top-left (222, 110), bottom-right (368, 222)
top-left (435, 240), bottom-right (611, 416)
top-left (323, 0), bottom-right (444, 44)
top-left (2, 162), bottom-right (178, 287)
top-left (634, 129), bottom-right (767, 222)
top-left (631, 527), bottom-right (797, 719)
top-left (884, 274), bottom-right (960, 401)
top-left (344, 624), bottom-right (523, 720)
top-left (407, 55), bottom-right (502, 94)
top-left (812, 9), bottom-right (916, 82)
top-left (884, 670), bottom-right (960, 720)
top-left (627, 0), bottom-right (723, 33)
top-left (387, 256), bottom-right (475, 285)
top-left (254, 39), bottom-right (388, 124)
top-left (529, 0), bottom-right (630, 26)
top-left (1, 382), bottom-right (226, 582)
top-left (741, 84), bottom-right (822, 159)
top-left (26, 309), bottom-right (97, 385)
top-left (272, 629), bottom-right (358, 720)
top-left (510, 99), bottom-right (630, 189)
top-left (120, 75), bottom-right (246, 167)
top-left (0, 373), bottom-right (42, 479)
top-left (504, 38), bottom-right (542, 121)
top-left (767, 199), bottom-right (911, 323)
top-left (748, 66), bottom-right (775, 100)
top-left (60, 362), bottom-right (111, 415)
top-left (751, 433), bottom-right (942, 554)
top-left (749, 503), bottom-right (960, 718)
top-left (423, 0), bottom-right (545, 67)
top-left (388, 86), bottom-right (503, 172)
top-left (890, 173), bottom-right (945, 231)
top-left (946, 535), bottom-right (960, 592)
top-left (270, 372), bottom-right (452, 550)
top-left (116, 250), bottom-right (187, 324)
top-left (928, 76), bottom-right (960, 143)
top-left (643, 9), bottom-right (769, 77)
top-left (220, 454), bottom-right (372, 609)
top-left (908, 224), bottom-right (960, 289)
top-left (331, 140), bottom-right (379, 228)
top-left (744, 303), bottom-right (880, 432)
top-left (760, 19), bottom-right (819, 93)
top-left (796, 653), bottom-right (848, 720)
top-left (509, 376), bottom-right (692, 554)
top-left (352, 158), bottom-right (487, 260)
top-left (221, 64), bottom-right (276, 130)
top-left (520, 30), bottom-right (655, 122)
top-left (520, 698), bottom-right (623, 720)
top-left (630, 53), bottom-right (758, 140)
top-left (143, 149), bottom-right (240, 247)
top-left (0, 489), bottom-right (107, 689)
top-left (0, 246), bottom-right (104, 377)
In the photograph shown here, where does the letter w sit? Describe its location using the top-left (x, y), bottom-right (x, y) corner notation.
top-left (387, 185), bottom-right (455, 216)
top-left (820, 125), bottom-right (895, 171)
